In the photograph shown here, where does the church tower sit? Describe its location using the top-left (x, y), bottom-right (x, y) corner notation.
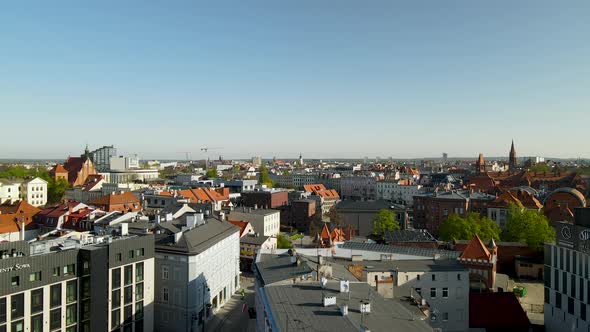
top-left (476, 153), bottom-right (485, 175)
top-left (509, 140), bottom-right (517, 170)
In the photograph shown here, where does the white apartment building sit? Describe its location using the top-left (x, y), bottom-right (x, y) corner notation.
top-left (376, 181), bottom-right (423, 206)
top-left (228, 209), bottom-right (280, 237)
top-left (0, 179), bottom-right (20, 204)
top-left (0, 177), bottom-right (48, 207)
top-left (366, 259), bottom-right (470, 331)
top-left (20, 177), bottom-right (48, 207)
top-left (154, 217), bottom-right (241, 332)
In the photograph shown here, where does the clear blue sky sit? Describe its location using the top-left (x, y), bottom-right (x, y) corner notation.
top-left (1, 1), bottom-right (588, 160)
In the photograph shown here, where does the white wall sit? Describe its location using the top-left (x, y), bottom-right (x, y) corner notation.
top-left (228, 211), bottom-right (280, 237)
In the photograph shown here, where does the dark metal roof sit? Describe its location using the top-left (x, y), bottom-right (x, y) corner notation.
top-left (255, 254), bottom-right (314, 286)
top-left (340, 241), bottom-right (460, 259)
top-left (384, 229), bottom-right (437, 243)
top-left (155, 219), bottom-right (238, 255)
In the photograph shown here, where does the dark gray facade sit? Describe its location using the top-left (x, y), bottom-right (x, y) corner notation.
top-left (0, 234), bottom-right (154, 332)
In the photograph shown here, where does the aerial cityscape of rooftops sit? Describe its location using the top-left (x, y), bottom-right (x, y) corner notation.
top-left (2, 2), bottom-right (589, 332)
top-left (1, 141), bottom-right (589, 331)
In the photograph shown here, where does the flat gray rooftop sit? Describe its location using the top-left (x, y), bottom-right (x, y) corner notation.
top-left (263, 281), bottom-right (432, 332)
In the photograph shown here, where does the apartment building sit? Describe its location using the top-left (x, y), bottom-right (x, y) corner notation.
top-left (0, 230), bottom-right (154, 332)
top-left (340, 176), bottom-right (376, 201)
top-left (153, 215), bottom-right (240, 332)
top-left (228, 208), bottom-right (281, 237)
top-left (376, 181), bottom-right (423, 206)
top-left (544, 208), bottom-right (590, 332)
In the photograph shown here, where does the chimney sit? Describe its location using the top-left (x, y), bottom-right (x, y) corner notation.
top-left (120, 223), bottom-right (128, 236)
top-left (20, 218), bottom-right (25, 241)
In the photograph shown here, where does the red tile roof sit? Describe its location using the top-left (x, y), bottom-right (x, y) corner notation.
top-left (228, 220), bottom-right (250, 237)
top-left (50, 163), bottom-right (68, 174)
top-left (91, 192), bottom-right (140, 206)
top-left (459, 235), bottom-right (491, 261)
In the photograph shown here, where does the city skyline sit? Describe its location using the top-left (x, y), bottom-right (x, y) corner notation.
top-left (1, 1), bottom-right (589, 159)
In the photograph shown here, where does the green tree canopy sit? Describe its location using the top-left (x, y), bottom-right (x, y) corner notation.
top-left (439, 212), bottom-right (501, 242)
top-left (205, 169), bottom-right (218, 179)
top-left (528, 163), bottom-right (551, 173)
top-left (503, 203), bottom-right (555, 250)
top-left (258, 164), bottom-right (274, 187)
top-left (372, 209), bottom-right (400, 239)
top-left (276, 233), bottom-right (293, 249)
top-left (47, 178), bottom-right (70, 204)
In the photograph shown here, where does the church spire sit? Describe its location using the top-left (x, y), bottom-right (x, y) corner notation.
top-left (509, 140), bottom-right (517, 170)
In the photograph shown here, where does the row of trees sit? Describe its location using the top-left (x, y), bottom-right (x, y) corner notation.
top-left (439, 204), bottom-right (555, 250)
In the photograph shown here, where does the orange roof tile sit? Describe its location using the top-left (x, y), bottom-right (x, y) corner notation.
top-left (460, 235), bottom-right (492, 261)
top-left (91, 192), bottom-right (140, 206)
top-left (228, 220), bottom-right (250, 237)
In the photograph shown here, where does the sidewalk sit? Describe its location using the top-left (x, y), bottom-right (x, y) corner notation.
top-left (205, 277), bottom-right (256, 332)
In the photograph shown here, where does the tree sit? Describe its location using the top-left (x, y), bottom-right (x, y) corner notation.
top-left (503, 203), bottom-right (555, 250)
top-left (324, 207), bottom-right (343, 227)
top-left (47, 178), bottom-right (70, 204)
top-left (439, 213), bottom-right (501, 242)
top-left (372, 209), bottom-right (400, 240)
top-left (258, 164), bottom-right (274, 187)
top-left (528, 163), bottom-right (551, 173)
top-left (205, 169), bottom-right (218, 179)
top-left (276, 233), bottom-right (293, 249)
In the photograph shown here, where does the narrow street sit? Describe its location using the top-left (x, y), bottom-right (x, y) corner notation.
top-left (207, 274), bottom-right (256, 332)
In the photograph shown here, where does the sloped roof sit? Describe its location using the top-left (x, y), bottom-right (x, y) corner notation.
top-left (50, 163), bottom-right (68, 174)
top-left (91, 192), bottom-right (140, 206)
top-left (0, 200), bottom-right (41, 216)
top-left (228, 220), bottom-right (250, 237)
top-left (459, 235), bottom-right (491, 261)
top-left (384, 229), bottom-right (437, 243)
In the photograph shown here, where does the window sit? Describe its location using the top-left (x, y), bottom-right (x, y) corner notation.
top-left (81, 276), bottom-right (90, 299)
top-left (457, 273), bottom-right (461, 281)
top-left (50, 308), bottom-right (61, 330)
top-left (112, 268), bottom-right (121, 289)
top-left (11, 276), bottom-right (19, 286)
top-left (568, 297), bottom-right (574, 315)
top-left (162, 266), bottom-right (169, 280)
top-left (53, 267), bottom-right (61, 277)
top-left (544, 287), bottom-right (550, 304)
top-left (430, 288), bottom-right (437, 298)
top-left (415, 288), bottom-right (421, 296)
top-left (10, 293), bottom-right (24, 319)
top-left (135, 301), bottom-right (144, 320)
top-left (82, 260), bottom-right (90, 275)
top-left (64, 264), bottom-right (75, 276)
top-left (31, 314), bottom-right (43, 332)
top-left (442, 312), bottom-right (449, 321)
top-left (555, 291), bottom-right (561, 309)
top-left (111, 268), bottom-right (121, 288)
top-left (442, 288), bottom-right (449, 298)
top-left (29, 271), bottom-right (42, 282)
top-left (124, 286), bottom-right (133, 304)
top-left (66, 304), bottom-right (77, 325)
top-left (136, 248), bottom-right (143, 257)
top-left (125, 265), bottom-right (133, 285)
top-left (0, 297), bottom-right (6, 324)
top-left (81, 299), bottom-right (91, 321)
top-left (128, 250), bottom-right (134, 259)
top-left (136, 263), bottom-right (144, 282)
top-left (31, 288), bottom-right (43, 313)
top-left (582, 303), bottom-right (587, 321)
top-left (112, 309), bottom-right (121, 329)
top-left (432, 274), bottom-right (436, 281)
top-left (51, 284), bottom-right (62, 307)
top-left (116, 253), bottom-right (122, 262)
top-left (563, 271), bottom-right (567, 293)
top-left (112, 289), bottom-right (121, 309)
top-left (572, 275), bottom-right (576, 297)
top-left (162, 287), bottom-right (169, 303)
top-left (66, 280), bottom-right (77, 303)
top-left (11, 321), bottom-right (23, 332)
top-left (136, 283), bottom-right (144, 301)
top-left (124, 304), bottom-right (133, 325)
top-left (417, 274), bottom-right (420, 281)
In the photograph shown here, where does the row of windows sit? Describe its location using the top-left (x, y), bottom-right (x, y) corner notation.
top-left (0, 281), bottom-right (77, 329)
top-left (10, 264), bottom-right (76, 286)
top-left (112, 263), bottom-right (144, 289)
top-left (415, 287), bottom-right (450, 299)
top-left (548, 289), bottom-right (587, 321)
top-left (111, 302), bottom-right (144, 330)
top-left (552, 246), bottom-right (589, 278)
top-left (115, 248), bottom-right (146, 262)
top-left (410, 273), bottom-right (462, 282)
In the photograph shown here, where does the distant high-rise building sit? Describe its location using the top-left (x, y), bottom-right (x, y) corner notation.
top-left (509, 140), bottom-right (517, 170)
top-left (299, 153), bottom-right (304, 166)
top-left (442, 153), bottom-right (448, 163)
top-left (90, 145), bottom-right (117, 172)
